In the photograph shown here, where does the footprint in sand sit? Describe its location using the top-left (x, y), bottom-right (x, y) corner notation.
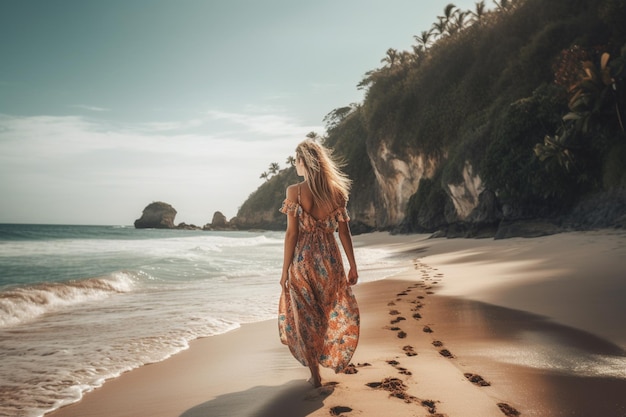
top-left (497, 403), bottom-right (521, 416)
top-left (430, 340), bottom-right (454, 357)
top-left (397, 367), bottom-right (412, 375)
top-left (386, 360), bottom-right (412, 375)
top-left (330, 405), bottom-right (353, 416)
top-left (403, 345), bottom-right (417, 357)
top-left (410, 306), bottom-right (421, 311)
top-left (438, 349), bottom-right (454, 358)
top-left (366, 378), bottom-right (439, 414)
top-left (390, 316), bottom-right (406, 324)
top-left (423, 325), bottom-right (433, 333)
top-left (397, 330), bottom-right (407, 339)
top-left (464, 373), bottom-right (491, 387)
top-left (343, 364), bottom-right (358, 374)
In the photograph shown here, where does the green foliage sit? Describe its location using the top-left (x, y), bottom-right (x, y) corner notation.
top-left (237, 167), bottom-right (299, 229)
top-left (481, 84), bottom-right (579, 209)
top-left (356, 0), bottom-right (625, 220)
top-left (241, 0), bottom-right (626, 228)
top-left (535, 44), bottom-right (626, 188)
top-left (323, 106), bottom-right (376, 215)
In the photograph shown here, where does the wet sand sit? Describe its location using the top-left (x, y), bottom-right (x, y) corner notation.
top-left (49, 230), bottom-right (626, 417)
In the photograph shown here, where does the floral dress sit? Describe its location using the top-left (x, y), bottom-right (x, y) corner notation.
top-left (278, 189), bottom-right (360, 373)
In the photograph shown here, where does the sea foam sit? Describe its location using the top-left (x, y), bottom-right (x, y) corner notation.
top-left (0, 272), bottom-right (136, 328)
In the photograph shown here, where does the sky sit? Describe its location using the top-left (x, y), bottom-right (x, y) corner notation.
top-left (0, 0), bottom-right (482, 226)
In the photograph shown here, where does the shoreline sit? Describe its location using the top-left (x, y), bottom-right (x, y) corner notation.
top-left (48, 229), bottom-right (626, 417)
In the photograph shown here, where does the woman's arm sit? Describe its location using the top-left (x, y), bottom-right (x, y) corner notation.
top-left (338, 221), bottom-right (358, 285)
top-left (281, 186), bottom-right (299, 289)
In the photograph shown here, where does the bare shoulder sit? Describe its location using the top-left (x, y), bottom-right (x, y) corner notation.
top-left (285, 183), bottom-right (300, 201)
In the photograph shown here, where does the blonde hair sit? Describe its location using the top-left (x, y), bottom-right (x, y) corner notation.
top-left (295, 140), bottom-right (351, 211)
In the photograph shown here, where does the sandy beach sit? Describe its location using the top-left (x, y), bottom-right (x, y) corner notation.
top-left (48, 229), bottom-right (626, 417)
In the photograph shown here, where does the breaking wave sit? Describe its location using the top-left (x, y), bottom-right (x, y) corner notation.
top-left (0, 272), bottom-right (136, 328)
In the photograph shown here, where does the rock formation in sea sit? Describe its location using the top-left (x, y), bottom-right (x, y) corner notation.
top-left (203, 211), bottom-right (236, 231)
top-left (134, 202), bottom-right (177, 229)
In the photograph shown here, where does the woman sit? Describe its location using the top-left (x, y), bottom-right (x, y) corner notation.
top-left (279, 139), bottom-right (360, 388)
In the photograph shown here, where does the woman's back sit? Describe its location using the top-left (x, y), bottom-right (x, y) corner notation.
top-left (298, 182), bottom-right (339, 221)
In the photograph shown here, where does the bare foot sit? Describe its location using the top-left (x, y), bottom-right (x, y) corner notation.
top-left (308, 364), bottom-right (322, 388)
top-left (308, 376), bottom-right (322, 388)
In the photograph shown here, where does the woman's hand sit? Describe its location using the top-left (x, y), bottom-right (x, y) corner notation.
top-left (347, 268), bottom-right (358, 286)
top-left (280, 272), bottom-right (289, 291)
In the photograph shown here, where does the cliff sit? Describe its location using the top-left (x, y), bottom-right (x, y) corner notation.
top-left (234, 0), bottom-right (626, 237)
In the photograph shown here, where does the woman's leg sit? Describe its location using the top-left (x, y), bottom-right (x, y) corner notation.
top-left (308, 359), bottom-right (321, 388)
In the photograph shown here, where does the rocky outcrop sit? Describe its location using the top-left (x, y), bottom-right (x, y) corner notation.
top-left (176, 222), bottom-right (201, 230)
top-left (203, 211), bottom-right (237, 231)
top-left (134, 202), bottom-right (177, 229)
top-left (447, 162), bottom-right (484, 221)
top-left (368, 141), bottom-right (438, 228)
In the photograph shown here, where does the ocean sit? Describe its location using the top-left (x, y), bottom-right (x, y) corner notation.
top-left (0, 224), bottom-right (405, 417)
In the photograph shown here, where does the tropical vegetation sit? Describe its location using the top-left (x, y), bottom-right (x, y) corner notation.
top-left (238, 0), bottom-right (626, 233)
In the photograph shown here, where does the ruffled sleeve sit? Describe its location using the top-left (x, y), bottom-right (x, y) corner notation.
top-left (279, 198), bottom-right (300, 217)
top-left (333, 206), bottom-right (350, 223)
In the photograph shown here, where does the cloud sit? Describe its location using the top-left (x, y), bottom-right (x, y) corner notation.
top-left (0, 111), bottom-right (313, 224)
top-left (206, 110), bottom-right (322, 138)
top-left (69, 104), bottom-right (111, 112)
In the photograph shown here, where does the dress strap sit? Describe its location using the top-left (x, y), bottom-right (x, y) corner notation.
top-left (297, 183), bottom-right (301, 204)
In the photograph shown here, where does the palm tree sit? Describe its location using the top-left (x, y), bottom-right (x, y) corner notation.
top-left (323, 105), bottom-right (356, 130)
top-left (260, 172), bottom-right (269, 181)
top-left (493, 0), bottom-right (510, 13)
top-left (470, 0), bottom-right (487, 24)
top-left (414, 29), bottom-right (434, 50)
top-left (450, 10), bottom-right (470, 34)
top-left (431, 18), bottom-right (447, 38)
top-left (381, 48), bottom-right (400, 68)
top-left (441, 3), bottom-right (458, 21)
top-left (306, 131), bottom-right (320, 140)
top-left (438, 3), bottom-right (459, 35)
top-left (357, 69), bottom-right (378, 90)
top-left (286, 156), bottom-right (296, 167)
top-left (268, 162), bottom-right (280, 175)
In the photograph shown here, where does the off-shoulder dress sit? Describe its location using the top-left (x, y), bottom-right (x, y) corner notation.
top-left (278, 186), bottom-right (360, 373)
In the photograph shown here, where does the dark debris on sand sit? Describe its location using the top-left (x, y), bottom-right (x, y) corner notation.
top-left (498, 402), bottom-right (521, 416)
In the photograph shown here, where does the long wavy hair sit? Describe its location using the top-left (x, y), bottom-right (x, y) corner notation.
top-left (295, 139), bottom-right (351, 211)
